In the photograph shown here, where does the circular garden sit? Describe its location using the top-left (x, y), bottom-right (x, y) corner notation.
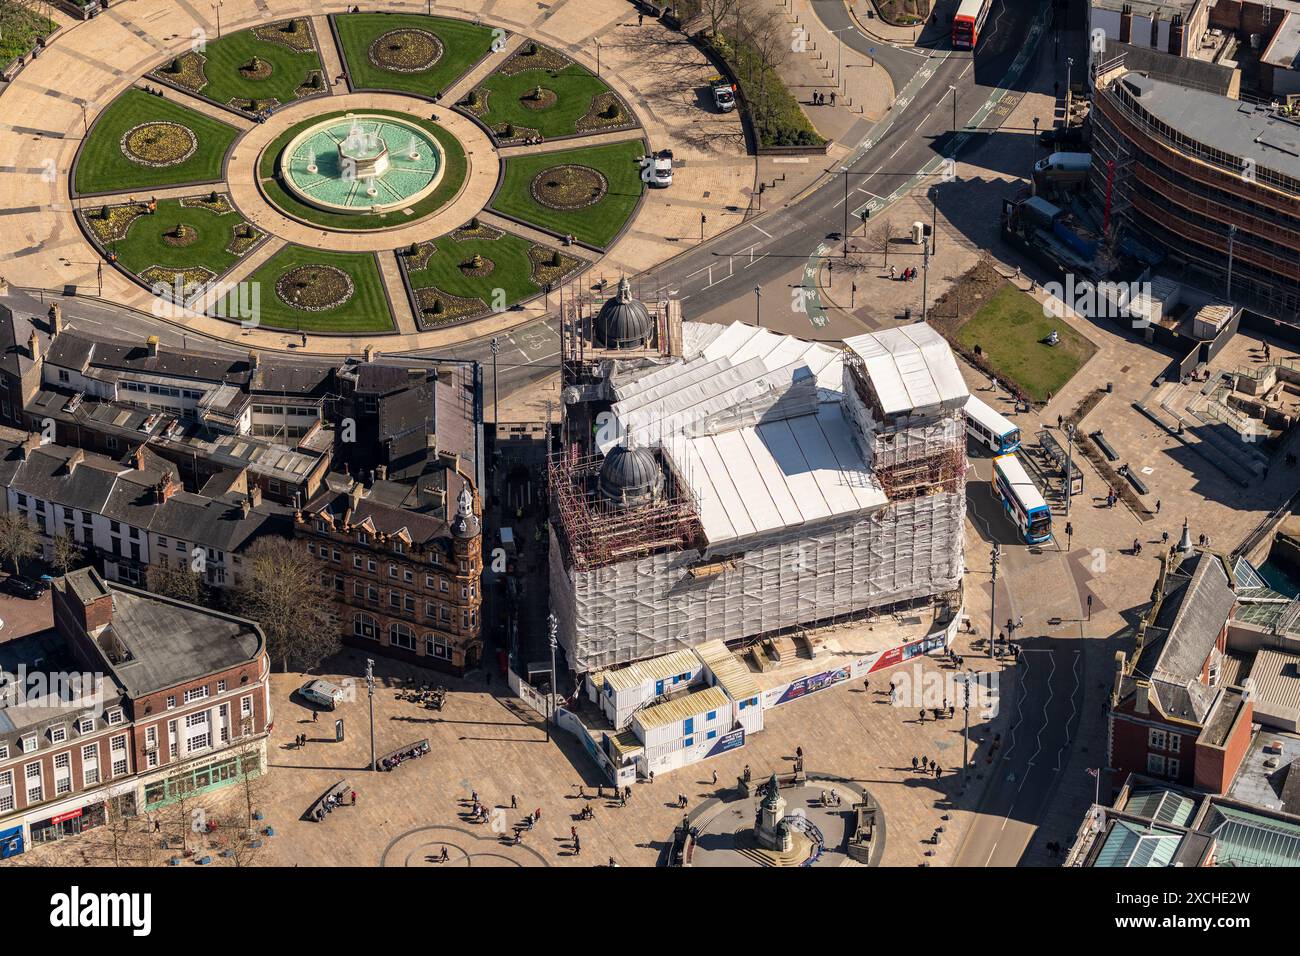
top-left (71, 12), bottom-right (650, 334)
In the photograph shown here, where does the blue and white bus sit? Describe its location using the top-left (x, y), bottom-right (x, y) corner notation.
top-left (992, 454), bottom-right (1052, 544)
top-left (964, 394), bottom-right (1021, 454)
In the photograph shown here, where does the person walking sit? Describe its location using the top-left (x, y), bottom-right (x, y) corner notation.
top-left (912, 756), bottom-right (919, 773)
top-left (571, 826), bottom-right (577, 842)
top-left (1155, 499), bottom-right (1162, 514)
top-left (312, 709), bottom-right (318, 722)
top-left (918, 709), bottom-right (926, 723)
top-left (510, 794), bottom-right (517, 809)
top-left (350, 790), bottom-right (357, 806)
top-left (711, 769), bottom-right (718, 785)
top-left (934, 764), bottom-right (942, 778)
top-left (795, 746), bottom-right (803, 761)
top-left (829, 91), bottom-right (836, 107)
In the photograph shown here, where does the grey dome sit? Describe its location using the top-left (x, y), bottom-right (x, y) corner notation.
top-left (594, 277), bottom-right (652, 350)
top-left (598, 444), bottom-right (663, 508)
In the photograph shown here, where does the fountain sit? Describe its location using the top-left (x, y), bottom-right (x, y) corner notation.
top-left (279, 113), bottom-right (445, 215)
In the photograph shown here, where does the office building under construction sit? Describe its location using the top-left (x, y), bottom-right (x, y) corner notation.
top-left (548, 280), bottom-right (968, 673)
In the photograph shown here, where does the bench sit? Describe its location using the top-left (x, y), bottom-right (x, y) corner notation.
top-left (376, 739), bottom-right (431, 772)
top-left (304, 780), bottom-right (350, 822)
top-left (1090, 431), bottom-right (1120, 461)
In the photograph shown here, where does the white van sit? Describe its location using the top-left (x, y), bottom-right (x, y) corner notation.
top-left (1033, 152), bottom-right (1091, 187)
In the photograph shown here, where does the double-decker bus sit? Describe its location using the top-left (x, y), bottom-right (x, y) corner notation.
top-left (952, 0), bottom-right (993, 49)
top-left (964, 394), bottom-right (1021, 454)
top-left (992, 453), bottom-right (1052, 544)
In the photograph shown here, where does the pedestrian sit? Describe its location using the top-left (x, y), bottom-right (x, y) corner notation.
top-left (711, 769), bottom-right (718, 785)
top-left (574, 837), bottom-right (581, 856)
top-left (534, 807), bottom-right (542, 823)
top-left (571, 826), bottom-right (577, 841)
top-left (935, 764), bottom-right (942, 778)
top-left (829, 91), bottom-right (836, 106)
top-left (921, 754), bottom-right (928, 769)
top-left (1155, 499), bottom-right (1162, 514)
top-left (919, 709), bottom-right (926, 723)
top-left (312, 709), bottom-right (318, 722)
top-left (153, 818), bottom-right (161, 832)
top-left (796, 746), bottom-right (803, 761)
top-left (1016, 615), bottom-right (1024, 632)
top-left (440, 846), bottom-right (449, 862)
top-left (1162, 530), bottom-right (1169, 546)
top-left (649, 770), bottom-right (655, 784)
top-left (912, 756), bottom-right (919, 772)
top-left (351, 790), bottom-right (357, 806)
top-left (929, 760), bottom-right (936, 775)
top-left (1057, 414), bottom-right (1063, 429)
top-left (638, 11), bottom-right (644, 26)
top-left (510, 794), bottom-right (517, 809)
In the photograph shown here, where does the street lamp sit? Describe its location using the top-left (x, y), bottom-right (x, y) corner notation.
top-left (547, 614), bottom-right (558, 743)
top-left (949, 84), bottom-right (957, 131)
top-left (1066, 57), bottom-right (1074, 115)
top-left (211, 0), bottom-right (223, 39)
top-left (1033, 116), bottom-right (1040, 172)
top-left (753, 284), bottom-right (761, 327)
top-left (988, 543), bottom-right (1001, 658)
top-left (959, 670), bottom-right (974, 787)
top-left (593, 37), bottom-right (601, 77)
top-left (1226, 224), bottom-right (1238, 300)
top-left (489, 337), bottom-right (499, 444)
top-left (1064, 422), bottom-right (1075, 517)
top-left (365, 658), bottom-right (376, 771)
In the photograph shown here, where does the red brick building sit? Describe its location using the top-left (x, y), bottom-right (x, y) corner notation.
top-left (295, 468), bottom-right (483, 674)
top-left (1108, 549), bottom-right (1254, 794)
top-left (0, 567), bottom-right (270, 856)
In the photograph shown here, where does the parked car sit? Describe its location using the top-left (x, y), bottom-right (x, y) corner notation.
top-left (298, 679), bottom-right (345, 711)
top-left (3, 576), bottom-right (45, 600)
top-left (640, 148), bottom-right (674, 188)
top-left (710, 77), bottom-right (736, 112)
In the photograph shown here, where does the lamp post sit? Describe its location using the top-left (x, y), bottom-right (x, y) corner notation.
top-left (547, 614), bottom-right (558, 743)
top-left (989, 543), bottom-right (1001, 658)
top-left (365, 658), bottom-right (376, 771)
top-left (1226, 224), bottom-right (1238, 300)
top-left (930, 183), bottom-right (939, 255)
top-left (1066, 57), bottom-right (1074, 116)
top-left (1033, 116), bottom-right (1040, 173)
top-left (960, 670), bottom-right (974, 786)
top-left (921, 240), bottom-right (930, 324)
top-left (1065, 422), bottom-right (1075, 517)
top-left (211, 0), bottom-right (223, 39)
top-left (949, 84), bottom-right (957, 131)
top-left (489, 336), bottom-right (499, 443)
top-left (753, 284), bottom-right (761, 327)
top-left (594, 37), bottom-right (601, 77)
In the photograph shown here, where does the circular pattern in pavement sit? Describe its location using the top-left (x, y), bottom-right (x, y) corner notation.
top-left (381, 825), bottom-right (550, 867)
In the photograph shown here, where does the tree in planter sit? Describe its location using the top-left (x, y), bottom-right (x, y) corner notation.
top-left (234, 537), bottom-right (336, 671)
top-left (0, 513), bottom-right (38, 576)
top-left (407, 241), bottom-right (420, 257)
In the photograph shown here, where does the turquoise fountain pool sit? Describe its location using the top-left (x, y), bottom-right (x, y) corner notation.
top-left (280, 113), bottom-right (444, 214)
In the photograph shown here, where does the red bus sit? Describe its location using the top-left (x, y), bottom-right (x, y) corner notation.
top-left (952, 0), bottom-right (993, 49)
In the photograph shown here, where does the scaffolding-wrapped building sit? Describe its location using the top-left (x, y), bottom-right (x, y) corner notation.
top-left (549, 309), bottom-right (969, 674)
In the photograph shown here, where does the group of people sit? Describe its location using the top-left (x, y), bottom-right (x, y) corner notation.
top-left (311, 788), bottom-right (356, 822)
top-left (888, 265), bottom-right (919, 282)
top-left (140, 85), bottom-right (166, 99)
top-left (674, 793), bottom-right (689, 809)
top-left (911, 756), bottom-right (943, 778)
top-left (819, 789), bottom-right (842, 808)
top-left (810, 90), bottom-right (836, 107)
top-left (918, 703), bottom-right (956, 722)
top-left (379, 741), bottom-right (430, 771)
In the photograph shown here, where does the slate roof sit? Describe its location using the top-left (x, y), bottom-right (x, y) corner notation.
top-left (1131, 553), bottom-right (1236, 722)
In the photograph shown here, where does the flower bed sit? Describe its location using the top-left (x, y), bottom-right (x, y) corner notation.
top-left (577, 92), bottom-right (630, 133)
top-left (120, 122), bottom-right (199, 167)
top-left (530, 165), bottom-right (608, 210)
top-left (529, 244), bottom-right (581, 287)
top-left (499, 42), bottom-right (570, 76)
top-left (275, 264), bottom-right (356, 311)
top-left (155, 51), bottom-right (208, 95)
top-left (414, 286), bottom-right (484, 325)
top-left (253, 19), bottom-right (316, 53)
top-left (368, 29), bottom-right (443, 73)
top-left (85, 204), bottom-right (147, 243)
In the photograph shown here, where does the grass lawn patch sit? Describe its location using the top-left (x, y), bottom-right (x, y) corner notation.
top-left (955, 283), bottom-right (1097, 402)
top-left (332, 13), bottom-right (495, 98)
top-left (82, 193), bottom-right (261, 289)
top-left (149, 20), bottom-right (325, 113)
top-left (257, 109), bottom-right (467, 231)
top-left (0, 8), bottom-right (56, 72)
top-left (402, 221), bottom-right (581, 326)
top-left (215, 245), bottom-right (393, 333)
top-left (74, 89), bottom-right (240, 195)
top-left (490, 139), bottom-right (644, 248)
top-left (463, 42), bottom-right (633, 143)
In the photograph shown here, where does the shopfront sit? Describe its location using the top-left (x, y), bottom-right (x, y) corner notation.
top-left (0, 824), bottom-right (24, 859)
top-left (142, 749), bottom-right (261, 810)
top-left (30, 802), bottom-right (108, 844)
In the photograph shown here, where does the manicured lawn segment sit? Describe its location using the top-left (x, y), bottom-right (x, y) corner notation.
top-left (149, 20), bottom-right (325, 112)
top-left (258, 109), bottom-right (467, 231)
top-left (332, 13), bottom-right (496, 98)
top-left (403, 222), bottom-right (581, 325)
top-left (215, 245), bottom-right (393, 333)
top-left (490, 139), bottom-right (645, 249)
top-left (74, 89), bottom-right (240, 195)
top-left (955, 284), bottom-right (1097, 402)
top-left (467, 45), bottom-right (629, 140)
top-left (83, 194), bottom-right (259, 286)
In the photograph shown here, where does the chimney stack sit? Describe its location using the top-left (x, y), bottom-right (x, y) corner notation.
top-left (28, 330), bottom-right (40, 363)
top-left (154, 473), bottom-right (177, 505)
top-left (248, 350), bottom-right (259, 370)
top-left (19, 433), bottom-right (42, 460)
top-left (1120, 3), bottom-right (1133, 43)
top-left (363, 345), bottom-right (376, 362)
top-left (132, 446), bottom-right (146, 472)
top-left (146, 335), bottom-right (159, 358)
top-left (349, 479), bottom-right (365, 512)
top-left (376, 464), bottom-right (387, 481)
top-left (65, 448), bottom-right (84, 475)
top-left (240, 498), bottom-right (251, 518)
top-left (48, 303), bottom-right (62, 337)
top-left (248, 484), bottom-right (262, 508)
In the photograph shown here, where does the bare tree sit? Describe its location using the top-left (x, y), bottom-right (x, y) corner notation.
top-left (0, 512), bottom-right (39, 576)
top-left (743, 2), bottom-right (788, 128)
top-left (78, 796), bottom-right (159, 868)
top-left (695, 0), bottom-right (739, 39)
top-left (235, 537), bottom-right (337, 671)
top-left (146, 561), bottom-right (208, 606)
top-left (50, 531), bottom-right (84, 577)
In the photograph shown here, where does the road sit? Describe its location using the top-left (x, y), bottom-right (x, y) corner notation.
top-left (955, 452), bottom-right (1088, 866)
